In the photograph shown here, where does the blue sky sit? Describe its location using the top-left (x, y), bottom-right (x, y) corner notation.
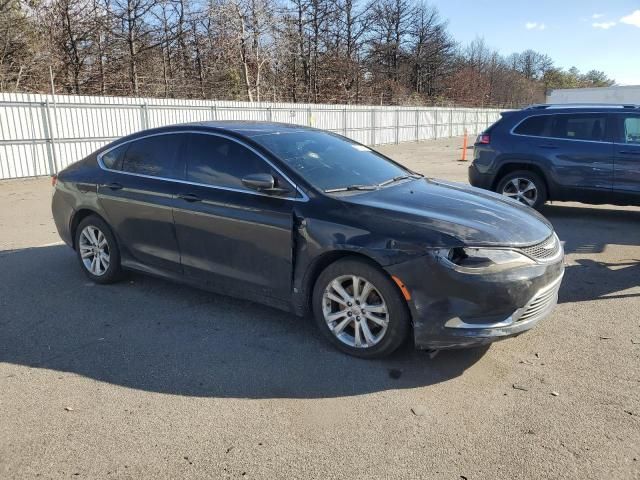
top-left (431, 0), bottom-right (640, 85)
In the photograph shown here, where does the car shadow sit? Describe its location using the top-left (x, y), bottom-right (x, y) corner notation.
top-left (541, 204), bottom-right (640, 255)
top-left (540, 204), bottom-right (640, 304)
top-left (0, 245), bottom-right (488, 399)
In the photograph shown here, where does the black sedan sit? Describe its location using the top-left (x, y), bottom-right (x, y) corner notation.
top-left (52, 122), bottom-right (564, 358)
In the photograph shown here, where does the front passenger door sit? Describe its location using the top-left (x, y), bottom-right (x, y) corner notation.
top-left (172, 133), bottom-right (300, 302)
top-left (613, 113), bottom-right (640, 204)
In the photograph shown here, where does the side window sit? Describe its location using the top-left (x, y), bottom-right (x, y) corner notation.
top-left (122, 134), bottom-right (183, 178)
top-left (549, 114), bottom-right (606, 142)
top-left (101, 143), bottom-right (127, 170)
top-left (620, 115), bottom-right (640, 144)
top-left (513, 115), bottom-right (549, 136)
top-left (184, 134), bottom-right (292, 194)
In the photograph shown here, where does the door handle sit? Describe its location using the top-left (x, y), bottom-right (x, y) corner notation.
top-left (538, 144), bottom-right (558, 149)
top-left (106, 182), bottom-right (123, 190)
top-left (619, 150), bottom-right (640, 155)
top-left (177, 193), bottom-right (201, 203)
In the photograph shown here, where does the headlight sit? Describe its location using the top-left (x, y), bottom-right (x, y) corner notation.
top-left (433, 247), bottom-right (535, 272)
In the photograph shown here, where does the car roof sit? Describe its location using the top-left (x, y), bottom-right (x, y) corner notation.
top-left (522, 104), bottom-right (639, 114)
top-left (177, 121), bottom-right (317, 138)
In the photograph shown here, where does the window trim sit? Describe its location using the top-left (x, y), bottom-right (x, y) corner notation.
top-left (97, 130), bottom-right (309, 202)
top-left (509, 112), bottom-right (612, 144)
top-left (613, 112), bottom-right (640, 146)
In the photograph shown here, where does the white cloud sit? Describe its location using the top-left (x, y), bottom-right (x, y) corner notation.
top-left (620, 10), bottom-right (640, 27)
top-left (592, 13), bottom-right (604, 19)
top-left (525, 22), bottom-right (546, 30)
top-left (593, 21), bottom-right (616, 29)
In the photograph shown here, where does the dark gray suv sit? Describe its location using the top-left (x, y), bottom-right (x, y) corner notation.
top-left (468, 104), bottom-right (640, 209)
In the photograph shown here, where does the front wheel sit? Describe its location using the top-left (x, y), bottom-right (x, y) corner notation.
top-left (496, 170), bottom-right (547, 210)
top-left (312, 258), bottom-right (411, 358)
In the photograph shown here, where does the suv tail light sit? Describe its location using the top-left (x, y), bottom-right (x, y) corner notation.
top-left (51, 174), bottom-right (58, 187)
top-left (476, 134), bottom-right (490, 145)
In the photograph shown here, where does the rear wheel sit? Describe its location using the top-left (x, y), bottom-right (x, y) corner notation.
top-left (496, 170), bottom-right (547, 209)
top-left (75, 215), bottom-right (123, 284)
top-left (312, 258), bottom-right (410, 358)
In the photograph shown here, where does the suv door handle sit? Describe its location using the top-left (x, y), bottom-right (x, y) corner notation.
top-left (619, 150), bottom-right (640, 155)
top-left (106, 182), bottom-right (123, 190)
top-left (538, 143), bottom-right (558, 149)
top-left (177, 193), bottom-right (201, 203)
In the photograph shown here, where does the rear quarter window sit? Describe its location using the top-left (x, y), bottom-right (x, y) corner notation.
top-left (101, 144), bottom-right (127, 170)
top-left (513, 115), bottom-right (549, 136)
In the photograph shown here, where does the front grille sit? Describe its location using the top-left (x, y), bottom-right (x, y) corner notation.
top-left (517, 279), bottom-right (561, 323)
top-left (519, 234), bottom-right (561, 261)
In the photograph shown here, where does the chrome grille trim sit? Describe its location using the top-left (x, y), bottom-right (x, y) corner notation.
top-left (518, 234), bottom-right (562, 262)
top-left (515, 274), bottom-right (563, 323)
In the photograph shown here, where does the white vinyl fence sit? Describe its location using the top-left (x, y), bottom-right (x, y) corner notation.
top-left (0, 92), bottom-right (502, 180)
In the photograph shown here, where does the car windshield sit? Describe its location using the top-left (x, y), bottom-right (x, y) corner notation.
top-left (251, 130), bottom-right (411, 192)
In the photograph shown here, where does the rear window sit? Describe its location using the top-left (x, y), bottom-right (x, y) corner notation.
top-left (121, 134), bottom-right (183, 178)
top-left (513, 115), bottom-right (548, 136)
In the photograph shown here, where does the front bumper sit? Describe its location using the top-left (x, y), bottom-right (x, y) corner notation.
top-left (385, 253), bottom-right (565, 350)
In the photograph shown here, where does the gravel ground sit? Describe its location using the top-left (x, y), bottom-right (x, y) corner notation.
top-left (1, 137), bottom-right (639, 479)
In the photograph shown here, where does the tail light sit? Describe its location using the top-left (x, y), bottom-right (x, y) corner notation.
top-left (51, 174), bottom-right (58, 187)
top-left (476, 134), bottom-right (490, 145)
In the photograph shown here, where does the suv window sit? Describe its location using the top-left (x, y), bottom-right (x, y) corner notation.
top-left (184, 134), bottom-right (291, 193)
top-left (620, 114), bottom-right (640, 144)
top-left (513, 115), bottom-right (548, 136)
top-left (122, 134), bottom-right (183, 177)
top-left (101, 143), bottom-right (127, 170)
top-left (549, 114), bottom-right (606, 142)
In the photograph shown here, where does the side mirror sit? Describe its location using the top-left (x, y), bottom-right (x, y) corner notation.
top-left (242, 173), bottom-right (275, 191)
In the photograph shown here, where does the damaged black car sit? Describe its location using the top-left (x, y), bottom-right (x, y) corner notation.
top-left (52, 122), bottom-right (565, 358)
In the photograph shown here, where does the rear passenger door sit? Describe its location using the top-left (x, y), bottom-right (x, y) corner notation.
top-left (612, 112), bottom-right (640, 203)
top-left (97, 133), bottom-right (186, 273)
top-left (172, 133), bottom-right (301, 302)
top-left (545, 113), bottom-right (614, 198)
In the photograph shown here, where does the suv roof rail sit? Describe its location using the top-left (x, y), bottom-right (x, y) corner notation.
top-left (525, 103), bottom-right (639, 110)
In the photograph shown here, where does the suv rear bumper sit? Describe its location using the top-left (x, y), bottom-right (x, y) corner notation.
top-left (468, 163), bottom-right (495, 190)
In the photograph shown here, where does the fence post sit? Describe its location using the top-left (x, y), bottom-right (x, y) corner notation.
top-left (434, 108), bottom-right (438, 140)
top-left (211, 105), bottom-right (218, 121)
top-left (307, 106), bottom-right (313, 126)
top-left (342, 108), bottom-right (347, 136)
top-left (463, 110), bottom-right (467, 135)
top-left (267, 107), bottom-right (273, 122)
top-left (475, 110), bottom-right (479, 134)
top-left (369, 108), bottom-right (375, 145)
top-left (395, 108), bottom-right (400, 144)
top-left (449, 108), bottom-right (453, 137)
top-left (41, 101), bottom-right (58, 175)
top-left (415, 109), bottom-right (419, 142)
top-left (140, 103), bottom-right (149, 129)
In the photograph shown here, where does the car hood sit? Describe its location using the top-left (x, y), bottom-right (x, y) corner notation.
top-left (339, 178), bottom-right (554, 247)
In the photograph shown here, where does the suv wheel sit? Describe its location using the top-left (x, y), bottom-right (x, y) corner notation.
top-left (312, 258), bottom-right (410, 358)
top-left (496, 170), bottom-right (547, 209)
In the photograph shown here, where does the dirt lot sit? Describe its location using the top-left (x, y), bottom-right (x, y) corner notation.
top-left (1, 137), bottom-right (639, 479)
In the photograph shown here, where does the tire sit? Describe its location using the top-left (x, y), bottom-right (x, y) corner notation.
top-left (312, 258), bottom-right (411, 359)
top-left (496, 170), bottom-right (548, 210)
top-left (74, 215), bottom-right (123, 284)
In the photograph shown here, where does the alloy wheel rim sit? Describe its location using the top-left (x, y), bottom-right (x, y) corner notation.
top-left (322, 275), bottom-right (389, 349)
top-left (79, 225), bottom-right (110, 276)
top-left (502, 178), bottom-right (538, 206)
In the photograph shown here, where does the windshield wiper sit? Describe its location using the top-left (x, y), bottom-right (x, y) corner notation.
top-left (324, 184), bottom-right (378, 193)
top-left (377, 173), bottom-right (423, 188)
